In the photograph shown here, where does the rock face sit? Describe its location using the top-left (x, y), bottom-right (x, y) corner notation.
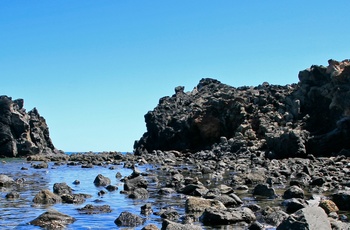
top-left (134, 59), bottom-right (350, 159)
top-left (0, 96), bottom-right (62, 157)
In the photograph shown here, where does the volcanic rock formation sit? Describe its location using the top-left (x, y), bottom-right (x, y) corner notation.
top-left (134, 59), bottom-right (350, 158)
top-left (0, 96), bottom-right (62, 157)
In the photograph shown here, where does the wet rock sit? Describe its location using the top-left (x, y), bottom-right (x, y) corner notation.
top-left (178, 184), bottom-right (208, 196)
top-left (160, 208), bottom-right (180, 221)
top-left (277, 207), bottom-right (331, 230)
top-left (253, 184), bottom-right (277, 198)
top-left (53, 182), bottom-right (73, 196)
top-left (77, 204), bottom-right (112, 214)
top-left (72, 180), bottom-right (80, 185)
top-left (332, 190), bottom-right (350, 210)
top-left (29, 209), bottom-right (76, 229)
top-left (162, 219), bottom-right (202, 230)
top-left (185, 196), bottom-right (226, 213)
top-left (248, 221), bottom-right (264, 230)
top-left (93, 174), bottom-right (111, 187)
top-left (61, 194), bottom-right (90, 204)
top-left (0, 174), bottom-right (14, 187)
top-left (5, 191), bottom-right (20, 199)
top-left (105, 184), bottom-right (117, 192)
top-left (33, 162), bottom-right (48, 169)
top-left (33, 189), bottom-right (62, 204)
top-left (124, 175), bottom-right (148, 191)
top-left (262, 207), bottom-right (288, 226)
top-left (282, 185), bottom-right (304, 199)
top-left (128, 187), bottom-right (149, 199)
top-left (201, 207), bottom-right (256, 225)
top-left (141, 203), bottom-right (153, 215)
top-left (158, 187), bottom-right (175, 195)
top-left (114, 211), bottom-right (145, 227)
top-left (116, 172), bottom-right (122, 179)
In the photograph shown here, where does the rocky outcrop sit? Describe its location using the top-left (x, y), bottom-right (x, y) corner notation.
top-left (0, 96), bottom-right (62, 157)
top-left (134, 59), bottom-right (350, 158)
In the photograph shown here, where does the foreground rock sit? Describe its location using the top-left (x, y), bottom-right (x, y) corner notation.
top-left (201, 207), bottom-right (256, 225)
top-left (134, 59), bottom-right (350, 159)
top-left (115, 211), bottom-right (145, 227)
top-left (0, 96), bottom-right (63, 157)
top-left (277, 207), bottom-right (331, 230)
top-left (29, 210), bottom-right (76, 229)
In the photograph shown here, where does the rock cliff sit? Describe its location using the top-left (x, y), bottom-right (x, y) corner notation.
top-left (0, 96), bottom-right (62, 157)
top-left (134, 59), bottom-right (350, 158)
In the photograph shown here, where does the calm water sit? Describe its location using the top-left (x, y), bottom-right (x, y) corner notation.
top-left (0, 158), bottom-right (189, 230)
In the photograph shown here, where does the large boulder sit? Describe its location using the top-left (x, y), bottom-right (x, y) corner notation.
top-left (0, 96), bottom-right (62, 157)
top-left (29, 210), bottom-right (76, 229)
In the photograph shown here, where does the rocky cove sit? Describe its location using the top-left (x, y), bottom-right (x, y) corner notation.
top-left (1, 59), bottom-right (350, 229)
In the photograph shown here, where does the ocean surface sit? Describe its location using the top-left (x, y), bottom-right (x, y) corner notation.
top-left (0, 155), bottom-right (189, 230)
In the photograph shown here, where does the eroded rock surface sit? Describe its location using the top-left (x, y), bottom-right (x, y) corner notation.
top-left (0, 96), bottom-right (62, 157)
top-left (135, 59), bottom-right (350, 159)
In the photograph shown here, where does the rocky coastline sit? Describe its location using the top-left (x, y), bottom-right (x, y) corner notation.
top-left (1, 59), bottom-right (350, 229)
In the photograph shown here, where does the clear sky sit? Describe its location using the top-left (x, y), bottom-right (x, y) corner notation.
top-left (1, 1), bottom-right (349, 152)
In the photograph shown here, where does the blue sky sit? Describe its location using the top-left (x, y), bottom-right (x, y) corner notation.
top-left (1, 1), bottom-right (349, 152)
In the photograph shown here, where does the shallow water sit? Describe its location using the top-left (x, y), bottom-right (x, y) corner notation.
top-left (0, 158), bottom-right (188, 229)
top-left (0, 157), bottom-right (280, 230)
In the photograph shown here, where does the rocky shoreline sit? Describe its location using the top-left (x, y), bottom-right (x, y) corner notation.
top-left (2, 59), bottom-right (350, 229)
top-left (2, 150), bottom-right (350, 229)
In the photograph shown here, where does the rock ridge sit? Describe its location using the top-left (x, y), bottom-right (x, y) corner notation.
top-left (134, 59), bottom-right (350, 159)
top-left (0, 96), bottom-right (62, 157)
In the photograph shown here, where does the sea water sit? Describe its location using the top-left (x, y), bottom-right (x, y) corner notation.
top-left (0, 157), bottom-right (187, 230)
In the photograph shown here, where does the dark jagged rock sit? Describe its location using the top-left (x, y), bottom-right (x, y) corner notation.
top-left (134, 59), bottom-right (350, 159)
top-left (93, 174), bottom-right (111, 187)
top-left (0, 96), bottom-right (63, 157)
